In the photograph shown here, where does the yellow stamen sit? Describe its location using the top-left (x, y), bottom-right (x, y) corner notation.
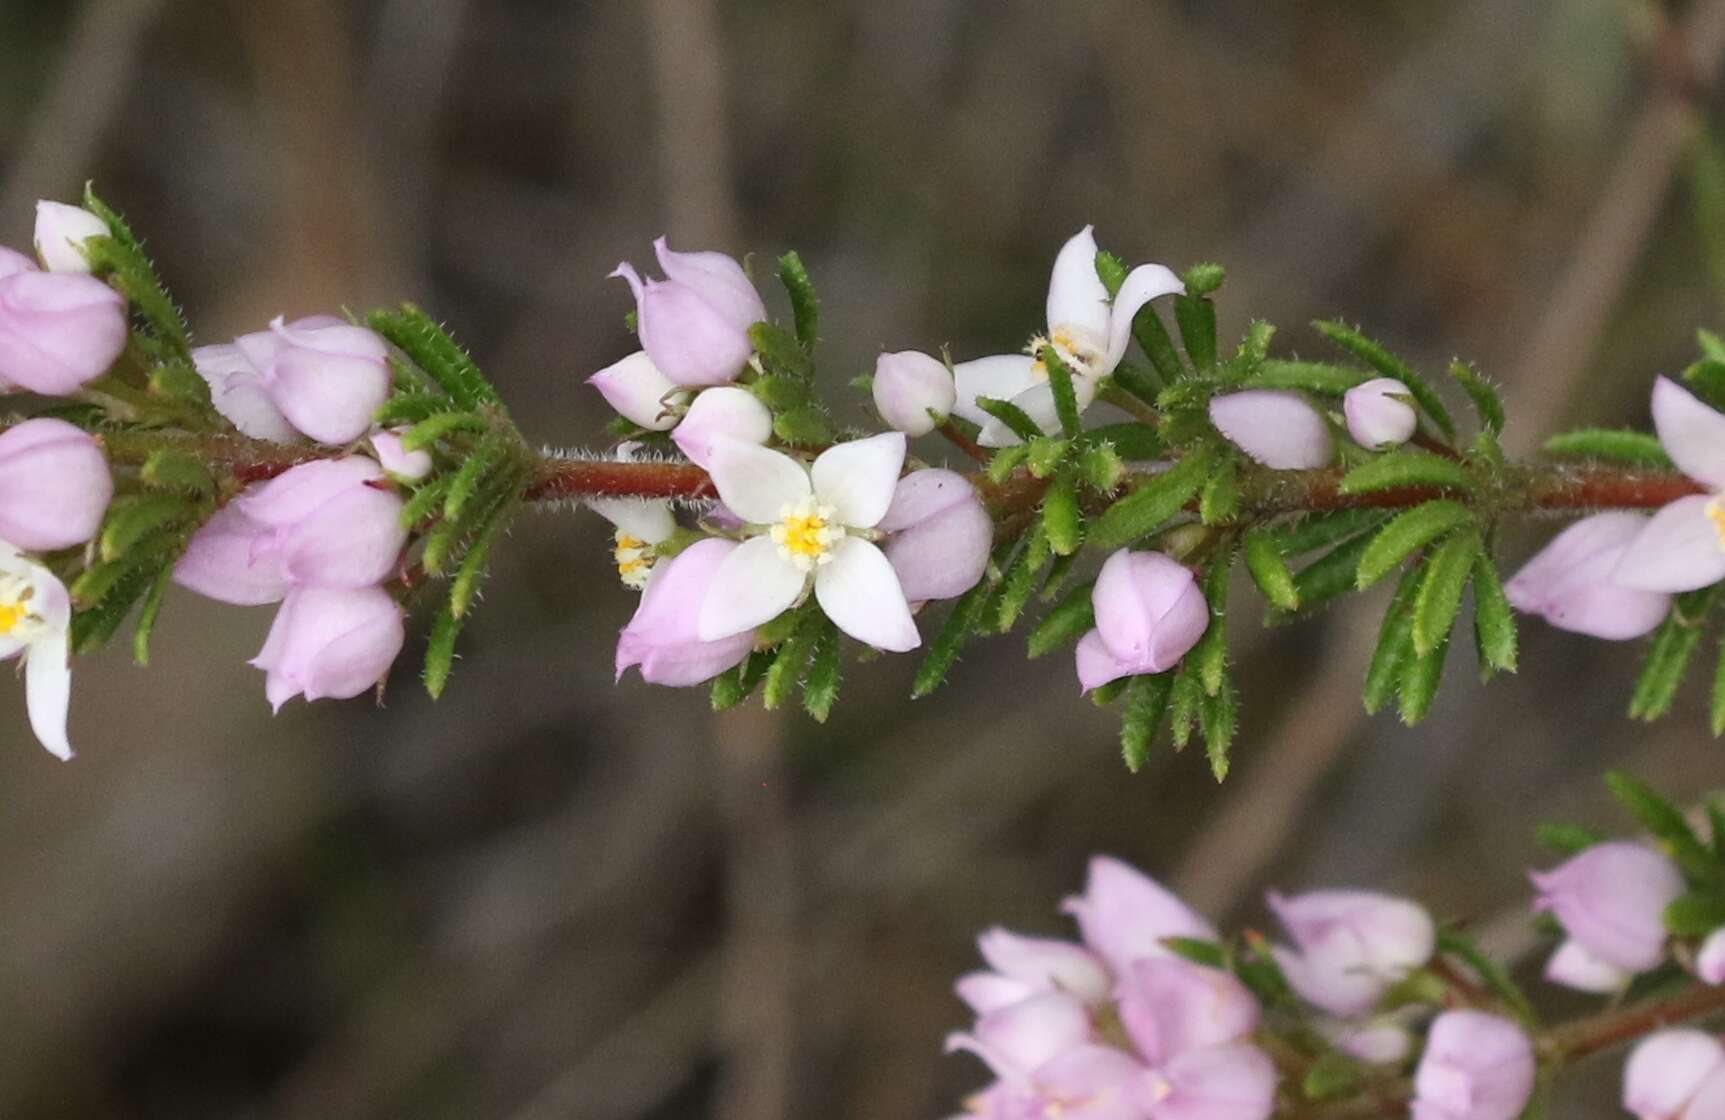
top-left (613, 532), bottom-right (657, 590)
top-left (769, 499), bottom-right (840, 571)
top-left (1708, 498), bottom-right (1725, 549)
top-left (0, 601), bottom-right (22, 635)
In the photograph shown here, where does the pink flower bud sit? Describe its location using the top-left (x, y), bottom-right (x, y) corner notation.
top-left (172, 504), bottom-right (288, 606)
top-left (252, 586), bottom-right (405, 711)
top-left (1623, 1030), bottom-right (1725, 1120)
top-left (1075, 549), bottom-right (1209, 692)
top-left (369, 429), bottom-right (432, 482)
top-left (879, 469), bottom-right (991, 604)
top-left (653, 237), bottom-right (767, 332)
top-left (230, 458), bottom-right (407, 591)
top-left (615, 538), bottom-right (757, 686)
top-left (611, 250), bottom-right (756, 387)
top-left (1530, 841), bottom-right (1683, 976)
top-left (970, 927), bottom-right (1111, 1006)
top-left (873, 350), bottom-right (955, 436)
top-left (588, 350), bottom-right (684, 431)
top-left (1542, 937), bottom-right (1629, 993)
top-left (1060, 855), bottom-right (1217, 977)
top-left (1701, 928), bottom-right (1725, 985)
top-left (33, 201), bottom-right (108, 273)
top-left (1118, 957), bottom-right (1259, 1066)
top-left (196, 316), bottom-right (391, 445)
top-left (1505, 513), bottom-right (1670, 640)
top-left (671, 385), bottom-right (772, 468)
top-left (945, 991), bottom-right (1091, 1081)
top-left (1411, 1010), bottom-right (1535, 1120)
top-left (1266, 889), bottom-right (1435, 1017)
top-left (1208, 390), bottom-right (1333, 469)
top-left (0, 255), bottom-right (127, 395)
top-left (1343, 377), bottom-right (1418, 450)
top-left (1130, 1042), bottom-right (1277, 1120)
top-left (0, 418), bottom-right (112, 550)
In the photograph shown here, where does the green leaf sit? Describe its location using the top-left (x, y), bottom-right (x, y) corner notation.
top-left (141, 449), bottom-right (215, 495)
top-left (1302, 1053), bottom-right (1363, 1102)
top-left (1091, 446), bottom-right (1215, 549)
top-left (1090, 678), bottom-right (1129, 707)
top-left (1313, 320), bottom-right (1455, 440)
top-left (1713, 633), bottom-right (1725, 736)
top-left (748, 321), bottom-right (814, 379)
top-left (130, 566), bottom-right (172, 666)
top-left (1182, 262), bottom-right (1225, 295)
top-left (772, 403), bottom-right (834, 447)
top-left (401, 476), bottom-right (455, 527)
top-left (1193, 551), bottom-right (1233, 697)
top-left (449, 504), bottom-right (510, 618)
top-left (1282, 530), bottom-right (1380, 619)
top-left (1702, 328), bottom-right (1725, 364)
top-left (802, 622), bottom-right (842, 722)
top-left (1175, 294), bottom-right (1217, 371)
top-left (1076, 444), bottom-right (1125, 493)
top-left (1243, 360), bottom-right (1367, 395)
top-left (1042, 473), bottom-right (1084, 556)
top-left (443, 436), bottom-right (511, 521)
top-left (1243, 529), bottom-right (1299, 611)
top-left (1356, 501), bottom-right (1475, 589)
top-left (1690, 360), bottom-right (1725, 411)
top-left (70, 557), bottom-right (161, 653)
top-left (912, 579), bottom-right (994, 698)
top-left (100, 494), bottom-right (192, 563)
top-left (1436, 929), bottom-right (1537, 1027)
top-left (1605, 771), bottom-right (1717, 883)
top-left (1079, 422), bottom-right (1164, 462)
top-left (1472, 551), bottom-right (1519, 676)
top-left (1338, 450), bottom-right (1474, 496)
top-left (82, 188), bottom-right (192, 362)
top-left (1027, 579), bottom-right (1096, 658)
top-left (1234, 319), bottom-right (1276, 367)
top-left (1535, 822), bottom-right (1605, 857)
top-left (424, 469), bottom-right (522, 577)
top-left (1199, 458), bottom-right (1240, 525)
top-left (1363, 565), bottom-right (1422, 715)
top-left (1666, 891), bottom-right (1725, 936)
top-left (1398, 632), bottom-right (1449, 725)
top-left (987, 444), bottom-right (1031, 484)
top-left (1026, 436), bottom-right (1070, 479)
top-left (1448, 361), bottom-right (1505, 434)
top-left (1162, 937), bottom-right (1228, 969)
top-left (422, 597), bottom-right (463, 700)
top-left (976, 397), bottom-right (1045, 444)
top-left (711, 649), bottom-right (775, 711)
top-left (1200, 676), bottom-right (1237, 781)
top-left (995, 520), bottom-right (1052, 632)
top-left (777, 251), bottom-right (819, 349)
top-left (1274, 509), bottom-right (1390, 555)
top-left (1110, 361), bottom-right (1164, 405)
top-left (402, 410), bottom-right (489, 452)
top-left (147, 360), bottom-right (212, 407)
top-left (1630, 590), bottom-right (1716, 721)
top-left (1168, 666), bottom-right (1202, 750)
top-left (1095, 250), bottom-right (1128, 296)
top-left (1542, 428), bottom-right (1673, 468)
top-left (374, 390), bottom-right (453, 427)
top-left (368, 304), bottom-right (501, 409)
top-left (1041, 347), bottom-right (1083, 437)
top-left (1413, 530), bottom-right (1480, 657)
top-left (1132, 306), bottom-right (1186, 386)
top-left (763, 607), bottom-right (827, 710)
top-left (1121, 672), bottom-right (1174, 773)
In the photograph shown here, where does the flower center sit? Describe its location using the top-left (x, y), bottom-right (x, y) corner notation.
top-left (0, 577), bottom-right (41, 639)
top-left (1027, 326), bottom-right (1105, 380)
top-left (1708, 497), bottom-right (1725, 551)
top-left (770, 498), bottom-right (840, 572)
top-left (613, 531), bottom-right (656, 590)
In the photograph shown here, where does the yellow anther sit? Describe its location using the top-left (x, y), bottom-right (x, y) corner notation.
top-left (613, 532), bottom-right (656, 590)
top-left (769, 499), bottom-right (840, 571)
top-left (0, 601), bottom-right (22, 635)
top-left (1708, 499), bottom-right (1725, 550)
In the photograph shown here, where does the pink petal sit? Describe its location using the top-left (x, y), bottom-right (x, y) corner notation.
top-left (1614, 495), bottom-right (1725, 592)
top-left (1654, 376), bottom-right (1725, 490)
top-left (696, 534), bottom-right (805, 641)
top-left (1208, 390), bottom-right (1333, 469)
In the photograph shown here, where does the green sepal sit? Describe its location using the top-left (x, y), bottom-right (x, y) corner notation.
top-left (801, 622), bottom-right (843, 722)
top-left (1412, 530), bottom-right (1480, 657)
top-left (1091, 445), bottom-right (1215, 549)
top-left (401, 476), bottom-right (455, 527)
top-left (1448, 361), bottom-right (1504, 433)
top-left (1243, 529), bottom-right (1299, 612)
top-left (1090, 678), bottom-right (1129, 707)
top-left (988, 444), bottom-right (1032, 484)
top-left (1686, 358), bottom-right (1725, 410)
top-left (1175, 294), bottom-right (1217, 372)
top-left (1542, 428), bottom-right (1673, 468)
top-left (1242, 360), bottom-right (1367, 395)
top-left (777, 251), bottom-right (820, 349)
top-left (711, 649), bottom-right (776, 711)
top-left (367, 304), bottom-right (501, 409)
top-left (1095, 250), bottom-right (1128, 296)
top-left (1026, 437), bottom-right (1070, 479)
top-left (748, 321), bottom-right (814, 379)
top-left (1471, 551), bottom-right (1518, 676)
top-left (1313, 320), bottom-right (1455, 440)
top-left (141, 449), bottom-right (215, 495)
top-left (976, 397), bottom-right (1045, 444)
top-left (1121, 672), bottom-right (1174, 773)
top-left (1182, 262), bottom-right (1225, 296)
top-left (1193, 551), bottom-right (1233, 696)
top-left (1076, 444), bottom-right (1126, 493)
top-left (1042, 473), bottom-right (1085, 556)
top-left (147, 360), bottom-right (213, 407)
top-left (1162, 937), bottom-right (1228, 969)
top-left (1027, 579), bottom-right (1096, 658)
top-left (1355, 501), bottom-right (1475, 589)
top-left (1199, 458), bottom-right (1239, 525)
top-left (1338, 450), bottom-right (1473, 496)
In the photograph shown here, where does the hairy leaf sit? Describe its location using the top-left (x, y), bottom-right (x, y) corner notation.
top-left (1356, 501), bottom-right (1475, 589)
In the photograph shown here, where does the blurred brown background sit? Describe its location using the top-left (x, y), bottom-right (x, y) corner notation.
top-left (2, 0), bottom-right (1723, 1116)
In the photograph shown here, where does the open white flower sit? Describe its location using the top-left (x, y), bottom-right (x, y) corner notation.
top-left (953, 226), bottom-right (1183, 447)
top-left (587, 442), bottom-right (678, 590)
top-left (1616, 378), bottom-right (1725, 592)
top-left (697, 432), bottom-right (920, 651)
top-left (0, 541), bottom-right (73, 759)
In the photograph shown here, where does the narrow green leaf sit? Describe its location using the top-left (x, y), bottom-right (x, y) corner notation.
top-left (1413, 530), bottom-right (1480, 657)
top-left (1110, 361), bottom-right (1164, 405)
top-left (777, 251), bottom-right (819, 349)
top-left (1472, 551), bottom-right (1519, 676)
top-left (1079, 422), bottom-right (1164, 462)
top-left (1302, 1053), bottom-right (1363, 1102)
top-left (1283, 531), bottom-right (1380, 618)
top-left (1090, 678), bottom-right (1129, 707)
top-left (1274, 509), bottom-right (1390, 555)
top-left (1200, 675), bottom-right (1237, 781)
top-left (1630, 590), bottom-right (1716, 721)
top-left (1436, 929), bottom-right (1537, 1028)
top-left (1713, 632), bottom-right (1725, 736)
top-left (423, 597), bottom-right (463, 699)
top-left (1338, 450), bottom-right (1473, 496)
top-left (912, 579), bottom-right (993, 698)
top-left (401, 476), bottom-right (455, 527)
top-left (995, 520), bottom-right (1052, 632)
top-left (801, 622), bottom-right (842, 722)
top-left (1199, 458), bottom-right (1240, 525)
top-left (987, 444), bottom-right (1031, 484)
top-left (1041, 347), bottom-right (1083, 437)
top-left (1077, 444), bottom-right (1125, 493)
top-left (1398, 633), bottom-right (1449, 725)
top-left (1243, 529), bottom-right (1299, 611)
top-left (976, 397), bottom-right (1045, 444)
top-left (403, 410), bottom-right (489, 452)
top-left (1162, 937), bottom-right (1228, 969)
top-left (100, 494), bottom-right (191, 562)
top-left (1132, 308), bottom-right (1185, 386)
top-left (712, 649), bottom-right (775, 711)
top-left (130, 566), bottom-right (172, 666)
top-left (147, 360), bottom-right (212, 407)
top-left (1535, 822), bottom-right (1605, 857)
top-left (1121, 672), bottom-right (1174, 772)
top-left (1027, 579), bottom-right (1096, 658)
top-left (1193, 551), bottom-right (1233, 697)
top-left (1313, 320), bottom-right (1455, 439)
top-left (1026, 437), bottom-right (1070, 479)
top-left (1168, 666), bottom-right (1202, 750)
top-left (1448, 361), bottom-right (1504, 433)
top-left (1356, 501), bottom-right (1475, 589)
top-left (763, 607), bottom-right (826, 710)
top-left (368, 304), bottom-right (501, 409)
top-left (1175, 294), bottom-right (1217, 371)
top-left (70, 558), bottom-right (159, 653)
top-left (1543, 428), bottom-right (1673, 468)
top-left (1091, 446), bottom-right (1215, 549)
top-left (1605, 771), bottom-right (1717, 882)
top-left (1042, 473), bottom-right (1084, 556)
top-left (1363, 565), bottom-right (1422, 715)
top-left (449, 505), bottom-right (511, 618)
top-left (82, 188), bottom-right (191, 362)
top-left (443, 436), bottom-right (509, 521)
top-left (374, 391), bottom-right (452, 427)
top-left (1666, 891), bottom-right (1725, 937)
top-left (1243, 360), bottom-right (1367, 395)
top-left (142, 449), bottom-right (215, 495)
top-left (1094, 250), bottom-right (1128, 296)
top-left (1689, 359), bottom-right (1725, 411)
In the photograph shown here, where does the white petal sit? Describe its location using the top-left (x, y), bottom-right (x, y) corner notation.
top-left (976, 378), bottom-right (1095, 448)
top-left (814, 538), bottom-right (920, 651)
top-left (952, 354), bottom-right (1039, 426)
top-left (24, 627), bottom-right (71, 760)
top-left (1103, 263), bottom-right (1184, 373)
top-left (697, 535), bottom-right (806, 640)
top-left (1614, 495), bottom-right (1725, 592)
top-left (1045, 225), bottom-right (1110, 342)
top-left (811, 432), bottom-right (906, 528)
top-left (705, 439), bottom-right (811, 524)
top-left (588, 498), bottom-right (676, 544)
top-left (1654, 377), bottom-right (1725, 490)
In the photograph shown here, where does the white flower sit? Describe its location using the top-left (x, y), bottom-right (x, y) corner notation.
top-left (953, 226), bottom-right (1183, 447)
top-left (0, 541), bottom-right (74, 759)
top-left (697, 432), bottom-right (920, 651)
top-left (587, 442), bottom-right (678, 591)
